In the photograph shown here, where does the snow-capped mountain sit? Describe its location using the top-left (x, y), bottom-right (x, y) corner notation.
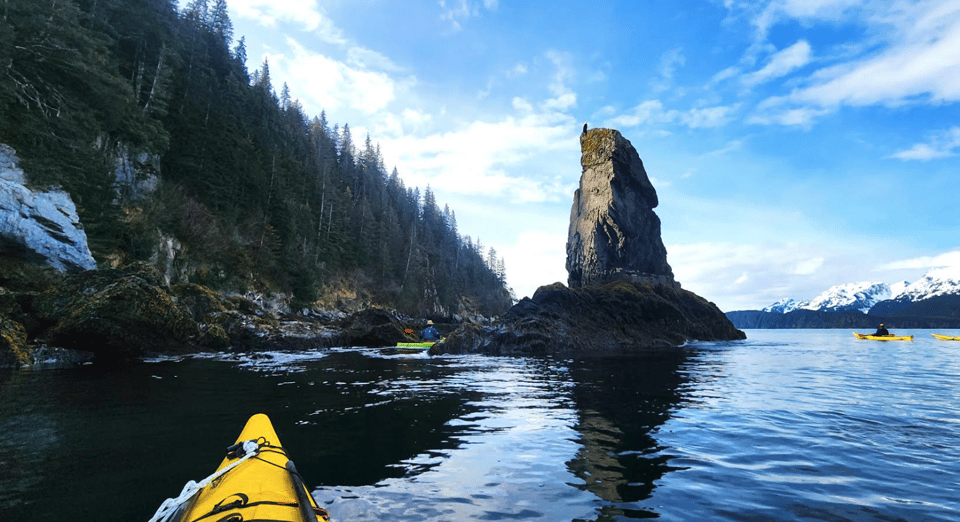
top-left (762, 298), bottom-right (804, 314)
top-left (896, 266), bottom-right (960, 302)
top-left (762, 267), bottom-right (960, 315)
top-left (763, 281), bottom-right (898, 314)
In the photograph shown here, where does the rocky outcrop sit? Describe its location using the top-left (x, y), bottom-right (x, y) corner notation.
top-left (105, 139), bottom-right (160, 205)
top-left (432, 281), bottom-right (744, 355)
top-left (0, 315), bottom-right (29, 366)
top-left (566, 128), bottom-right (674, 288)
top-left (34, 263), bottom-right (198, 359)
top-left (334, 308), bottom-right (411, 347)
top-left (0, 144), bottom-right (97, 272)
top-left (437, 127), bottom-right (744, 356)
top-left (0, 255), bottom-right (421, 366)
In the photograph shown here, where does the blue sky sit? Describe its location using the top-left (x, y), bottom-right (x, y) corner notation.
top-left (187, 0), bottom-right (960, 311)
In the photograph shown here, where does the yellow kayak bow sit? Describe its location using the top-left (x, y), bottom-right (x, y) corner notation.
top-left (149, 413), bottom-right (330, 522)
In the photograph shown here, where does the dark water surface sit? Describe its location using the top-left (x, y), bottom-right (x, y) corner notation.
top-left (2, 330), bottom-right (959, 521)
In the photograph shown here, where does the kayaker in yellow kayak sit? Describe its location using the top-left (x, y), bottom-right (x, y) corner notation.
top-left (872, 323), bottom-right (891, 337)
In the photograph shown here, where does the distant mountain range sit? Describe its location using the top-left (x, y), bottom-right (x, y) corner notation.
top-left (727, 267), bottom-right (960, 329)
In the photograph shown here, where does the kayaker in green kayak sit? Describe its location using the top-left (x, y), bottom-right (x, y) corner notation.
top-left (421, 320), bottom-right (440, 341)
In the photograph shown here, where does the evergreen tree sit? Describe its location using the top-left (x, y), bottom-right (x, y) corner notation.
top-left (0, 0), bottom-right (515, 314)
top-left (210, 0), bottom-right (233, 45)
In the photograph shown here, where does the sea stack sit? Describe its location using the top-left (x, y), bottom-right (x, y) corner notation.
top-left (566, 128), bottom-right (674, 288)
top-left (433, 128), bottom-right (745, 356)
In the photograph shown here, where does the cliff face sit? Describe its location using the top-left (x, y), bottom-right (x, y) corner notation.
top-left (566, 128), bottom-right (674, 288)
top-left (0, 145), bottom-right (97, 272)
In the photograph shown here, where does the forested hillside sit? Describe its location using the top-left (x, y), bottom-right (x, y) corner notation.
top-left (0, 0), bottom-right (514, 316)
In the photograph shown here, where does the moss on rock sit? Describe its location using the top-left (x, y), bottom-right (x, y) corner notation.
top-left (0, 316), bottom-right (30, 367)
top-left (35, 263), bottom-right (198, 359)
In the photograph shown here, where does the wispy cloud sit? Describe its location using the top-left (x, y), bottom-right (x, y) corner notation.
top-left (889, 126), bottom-right (960, 161)
top-left (542, 50), bottom-right (578, 111)
top-left (742, 40), bottom-right (812, 87)
top-left (745, 0), bottom-right (960, 126)
top-left (668, 240), bottom-right (879, 311)
top-left (650, 47), bottom-right (685, 93)
top-left (751, 0), bottom-right (865, 39)
top-left (879, 250), bottom-right (960, 271)
top-left (439, 0), bottom-right (498, 30)
top-left (607, 100), bottom-right (738, 129)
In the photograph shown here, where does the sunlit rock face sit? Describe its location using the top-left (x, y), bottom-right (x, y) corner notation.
top-left (566, 128), bottom-right (675, 289)
top-left (0, 144), bottom-right (97, 272)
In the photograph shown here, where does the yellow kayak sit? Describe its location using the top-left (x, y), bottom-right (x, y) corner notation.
top-left (932, 333), bottom-right (960, 341)
top-left (149, 413), bottom-right (330, 522)
top-left (853, 332), bottom-right (913, 341)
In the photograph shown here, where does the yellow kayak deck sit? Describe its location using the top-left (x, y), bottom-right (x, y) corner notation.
top-left (853, 332), bottom-right (913, 341)
top-left (152, 413), bottom-right (329, 522)
top-left (932, 333), bottom-right (960, 341)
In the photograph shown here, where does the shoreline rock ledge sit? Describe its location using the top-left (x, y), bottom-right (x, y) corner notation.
top-left (435, 128), bottom-right (745, 355)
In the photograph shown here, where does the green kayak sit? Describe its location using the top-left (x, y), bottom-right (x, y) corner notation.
top-left (395, 341), bottom-right (437, 348)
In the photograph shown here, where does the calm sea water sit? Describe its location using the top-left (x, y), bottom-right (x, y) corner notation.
top-left (1, 329), bottom-right (958, 521)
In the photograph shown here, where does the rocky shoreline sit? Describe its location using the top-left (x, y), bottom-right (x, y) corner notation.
top-left (2, 126), bottom-right (747, 368)
top-left (0, 259), bottom-right (434, 368)
top-left (432, 280), bottom-right (744, 356)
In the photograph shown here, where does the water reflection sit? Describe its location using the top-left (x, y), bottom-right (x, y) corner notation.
top-left (565, 351), bottom-right (692, 519)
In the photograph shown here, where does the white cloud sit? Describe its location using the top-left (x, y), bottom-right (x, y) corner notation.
top-left (229, 0), bottom-right (336, 38)
top-left (510, 63), bottom-right (529, 76)
top-left (512, 97), bottom-right (534, 113)
top-left (668, 241), bottom-right (855, 311)
top-left (402, 108), bottom-right (432, 125)
top-left (743, 1), bottom-right (960, 125)
top-left (707, 139), bottom-right (744, 156)
top-left (752, 0), bottom-right (865, 38)
top-left (270, 38), bottom-right (396, 114)
top-left (680, 104), bottom-right (739, 128)
top-left (346, 47), bottom-right (404, 73)
top-left (742, 40), bottom-right (812, 87)
top-left (500, 230), bottom-right (569, 299)
top-left (708, 65), bottom-right (740, 86)
top-left (651, 47), bottom-right (686, 93)
top-left (607, 100), bottom-right (738, 129)
top-left (747, 105), bottom-right (829, 126)
top-left (888, 126), bottom-right (960, 161)
top-left (379, 112), bottom-right (579, 204)
top-left (439, 0), bottom-right (497, 30)
top-left (878, 250), bottom-right (960, 271)
top-left (878, 250), bottom-right (960, 281)
top-left (794, 257), bottom-right (824, 275)
top-left (542, 50), bottom-right (578, 111)
top-left (606, 100), bottom-right (667, 128)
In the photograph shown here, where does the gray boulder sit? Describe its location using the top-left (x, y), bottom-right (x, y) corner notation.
top-left (566, 128), bottom-right (674, 288)
top-left (0, 144), bottom-right (97, 272)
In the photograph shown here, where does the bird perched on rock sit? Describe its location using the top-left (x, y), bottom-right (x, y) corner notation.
top-left (582, 122), bottom-right (588, 133)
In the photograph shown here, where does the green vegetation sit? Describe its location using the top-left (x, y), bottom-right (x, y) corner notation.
top-left (0, 0), bottom-right (514, 316)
